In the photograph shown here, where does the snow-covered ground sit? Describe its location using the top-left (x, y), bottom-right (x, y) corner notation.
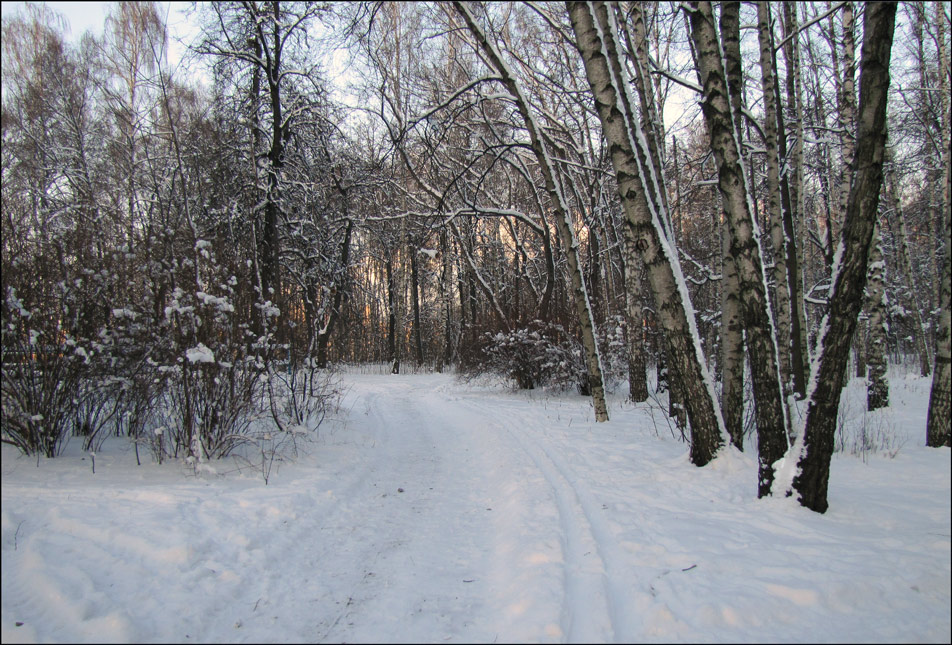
top-left (2, 369), bottom-right (949, 643)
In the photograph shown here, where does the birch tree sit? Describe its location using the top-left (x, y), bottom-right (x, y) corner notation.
top-left (926, 0), bottom-right (951, 445)
top-left (865, 217), bottom-right (888, 411)
top-left (757, 1), bottom-right (794, 397)
top-left (926, 179), bottom-right (950, 447)
top-left (686, 0), bottom-right (789, 495)
top-left (779, 1), bottom-right (811, 398)
top-left (789, 1), bottom-right (898, 513)
top-left (567, 0), bottom-right (725, 462)
top-left (717, 1), bottom-right (745, 449)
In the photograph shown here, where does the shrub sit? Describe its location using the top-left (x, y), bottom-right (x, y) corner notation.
top-left (460, 320), bottom-right (587, 392)
top-left (2, 287), bottom-right (88, 457)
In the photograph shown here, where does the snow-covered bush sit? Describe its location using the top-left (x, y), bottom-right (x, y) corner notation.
top-left (266, 357), bottom-right (340, 438)
top-left (459, 317), bottom-right (631, 394)
top-left (460, 320), bottom-right (587, 392)
top-left (1, 283), bottom-right (128, 457)
top-left (154, 249), bottom-right (273, 462)
top-left (2, 288), bottom-right (84, 456)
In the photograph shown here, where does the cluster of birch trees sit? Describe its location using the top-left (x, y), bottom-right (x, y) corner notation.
top-left (2, 1), bottom-right (949, 512)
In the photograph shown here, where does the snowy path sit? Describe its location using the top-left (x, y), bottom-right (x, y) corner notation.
top-left (2, 371), bottom-right (950, 643)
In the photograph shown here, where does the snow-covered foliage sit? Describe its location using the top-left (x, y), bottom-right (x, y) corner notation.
top-left (461, 320), bottom-right (588, 392)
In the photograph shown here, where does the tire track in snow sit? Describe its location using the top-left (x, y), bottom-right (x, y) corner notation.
top-left (314, 378), bottom-right (498, 643)
top-left (463, 394), bottom-right (674, 642)
top-left (462, 397), bottom-right (621, 643)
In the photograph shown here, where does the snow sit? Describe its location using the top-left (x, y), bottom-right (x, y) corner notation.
top-left (185, 343), bottom-right (215, 364)
top-left (2, 369), bottom-right (948, 643)
top-left (196, 292), bottom-right (235, 314)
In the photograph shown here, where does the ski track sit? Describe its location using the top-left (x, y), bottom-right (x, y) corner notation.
top-left (3, 372), bottom-right (949, 644)
top-left (478, 403), bottom-right (617, 642)
top-left (455, 393), bottom-right (667, 643)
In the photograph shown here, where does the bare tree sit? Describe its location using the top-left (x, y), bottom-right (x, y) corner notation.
top-left (567, 0), bottom-right (726, 461)
top-left (454, 1), bottom-right (609, 422)
top-left (790, 1), bottom-right (898, 513)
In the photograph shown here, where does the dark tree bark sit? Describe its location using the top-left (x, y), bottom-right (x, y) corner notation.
top-left (386, 257), bottom-right (396, 370)
top-left (926, 161), bottom-right (951, 447)
top-left (775, 2), bottom-right (810, 398)
top-left (411, 247), bottom-right (424, 365)
top-left (687, 0), bottom-right (789, 496)
top-left (792, 1), bottom-right (898, 513)
top-left (316, 219), bottom-right (353, 369)
top-left (757, 1), bottom-right (794, 395)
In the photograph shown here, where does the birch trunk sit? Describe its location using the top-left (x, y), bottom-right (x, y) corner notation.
top-left (757, 2), bottom-right (794, 393)
top-left (780, 1), bottom-right (810, 397)
top-left (926, 167), bottom-right (950, 446)
top-left (927, 5), bottom-right (951, 447)
top-left (721, 225), bottom-right (745, 449)
top-left (719, 1), bottom-right (745, 449)
top-left (834, 2), bottom-right (857, 253)
top-left (687, 0), bottom-right (789, 496)
top-left (622, 229), bottom-right (649, 402)
top-left (454, 1), bottom-right (609, 422)
top-left (438, 228), bottom-right (453, 371)
top-left (623, 2), bottom-right (669, 219)
top-left (865, 219), bottom-right (888, 411)
top-left (792, 1), bottom-right (897, 513)
top-left (854, 318), bottom-right (867, 378)
top-left (410, 247), bottom-right (424, 365)
top-left (568, 0), bottom-right (726, 463)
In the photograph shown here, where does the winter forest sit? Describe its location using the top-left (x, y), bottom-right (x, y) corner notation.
top-left (1, 1), bottom-right (951, 642)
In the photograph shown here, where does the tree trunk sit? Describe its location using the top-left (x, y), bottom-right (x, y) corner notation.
top-left (315, 219), bottom-right (353, 369)
top-left (757, 2), bottom-right (794, 394)
top-left (926, 168), bottom-right (951, 447)
top-left (687, 0), bottom-right (789, 496)
top-left (666, 344), bottom-right (687, 431)
top-left (438, 228), bottom-right (453, 372)
top-left (854, 318), bottom-right (867, 378)
top-left (721, 224), bottom-right (744, 450)
top-left (622, 229), bottom-right (649, 402)
top-left (866, 219), bottom-right (888, 411)
top-left (791, 1), bottom-right (897, 513)
top-left (391, 240), bottom-right (406, 375)
top-left (386, 258), bottom-right (396, 369)
top-left (719, 2), bottom-right (745, 450)
top-left (834, 1), bottom-right (857, 254)
top-left (411, 247), bottom-right (424, 365)
top-left (926, 3), bottom-right (951, 448)
top-left (455, 1), bottom-right (609, 422)
top-left (567, 0), bottom-right (726, 460)
top-left (779, 1), bottom-right (810, 398)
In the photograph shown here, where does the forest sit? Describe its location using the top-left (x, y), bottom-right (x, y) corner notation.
top-left (1, 0), bottom-right (950, 516)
